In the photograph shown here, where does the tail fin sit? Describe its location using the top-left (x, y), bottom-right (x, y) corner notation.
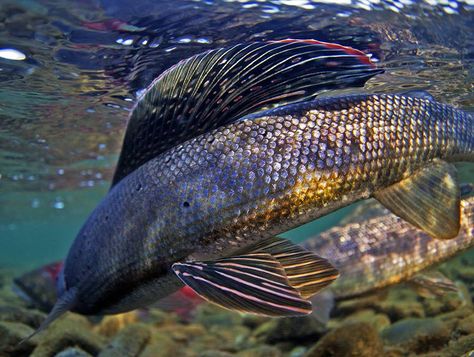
top-left (19, 287), bottom-right (77, 345)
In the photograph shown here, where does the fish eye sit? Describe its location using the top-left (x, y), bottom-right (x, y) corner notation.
top-left (183, 201), bottom-right (190, 207)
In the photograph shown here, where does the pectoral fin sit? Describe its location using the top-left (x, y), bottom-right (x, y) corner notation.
top-left (172, 253), bottom-right (312, 316)
top-left (246, 236), bottom-right (340, 299)
top-left (407, 271), bottom-right (459, 298)
top-left (374, 160), bottom-right (460, 239)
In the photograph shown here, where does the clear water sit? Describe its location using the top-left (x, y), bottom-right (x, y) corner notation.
top-left (1, 0), bottom-right (473, 269)
top-left (1, 1), bottom-right (474, 356)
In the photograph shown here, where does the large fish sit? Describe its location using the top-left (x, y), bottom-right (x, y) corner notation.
top-left (14, 194), bottom-right (473, 322)
top-left (32, 39), bottom-right (473, 336)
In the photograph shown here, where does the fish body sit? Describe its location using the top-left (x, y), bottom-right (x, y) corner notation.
top-left (15, 196), bottom-right (473, 321)
top-left (304, 195), bottom-right (474, 299)
top-left (64, 93), bottom-right (472, 316)
top-left (34, 40), bottom-right (473, 336)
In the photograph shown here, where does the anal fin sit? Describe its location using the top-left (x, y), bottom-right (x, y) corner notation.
top-left (374, 160), bottom-right (460, 239)
top-left (172, 253), bottom-right (312, 317)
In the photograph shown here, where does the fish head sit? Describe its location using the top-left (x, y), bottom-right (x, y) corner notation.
top-left (57, 184), bottom-right (186, 316)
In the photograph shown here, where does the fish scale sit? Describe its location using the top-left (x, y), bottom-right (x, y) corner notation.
top-left (63, 93), bottom-right (472, 315)
top-left (303, 195), bottom-right (474, 300)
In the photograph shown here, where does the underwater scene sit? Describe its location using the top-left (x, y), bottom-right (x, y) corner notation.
top-left (1, 0), bottom-right (474, 356)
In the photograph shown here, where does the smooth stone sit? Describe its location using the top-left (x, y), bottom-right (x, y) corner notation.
top-left (439, 334), bottom-right (474, 357)
top-left (31, 314), bottom-right (105, 357)
top-left (99, 323), bottom-right (151, 357)
top-left (457, 314), bottom-right (474, 335)
top-left (0, 305), bottom-right (46, 328)
top-left (336, 293), bottom-right (386, 315)
top-left (198, 351), bottom-right (235, 357)
top-left (305, 322), bottom-right (384, 357)
top-left (456, 267), bottom-right (474, 283)
top-left (156, 323), bottom-right (206, 342)
top-left (381, 317), bottom-right (450, 353)
top-left (253, 316), bottom-right (326, 344)
top-left (0, 320), bottom-right (38, 356)
top-left (237, 345), bottom-right (282, 357)
top-left (341, 309), bottom-right (391, 332)
top-left (288, 346), bottom-right (307, 357)
top-left (193, 304), bottom-right (243, 328)
top-left (93, 311), bottom-right (140, 337)
top-left (241, 314), bottom-right (270, 329)
top-left (377, 300), bottom-right (425, 321)
top-left (139, 334), bottom-right (181, 357)
top-left (55, 347), bottom-right (93, 357)
top-left (422, 293), bottom-right (462, 317)
top-left (138, 308), bottom-right (180, 326)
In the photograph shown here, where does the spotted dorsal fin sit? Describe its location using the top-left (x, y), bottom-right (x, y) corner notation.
top-left (112, 39), bottom-right (381, 186)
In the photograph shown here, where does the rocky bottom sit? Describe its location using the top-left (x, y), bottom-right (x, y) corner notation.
top-left (1, 253), bottom-right (474, 357)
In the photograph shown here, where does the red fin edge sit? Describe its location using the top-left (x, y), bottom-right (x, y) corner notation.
top-left (270, 39), bottom-right (376, 68)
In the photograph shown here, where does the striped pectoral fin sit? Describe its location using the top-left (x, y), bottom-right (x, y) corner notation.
top-left (172, 253), bottom-right (313, 317)
top-left (242, 236), bottom-right (340, 299)
top-left (374, 159), bottom-right (460, 240)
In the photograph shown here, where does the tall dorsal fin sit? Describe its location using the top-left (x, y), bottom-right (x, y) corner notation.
top-left (112, 39), bottom-right (381, 186)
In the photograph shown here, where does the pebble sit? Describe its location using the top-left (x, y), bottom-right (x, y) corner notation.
top-left (340, 308), bottom-right (391, 332)
top-left (305, 322), bottom-right (384, 357)
top-left (31, 314), bottom-right (105, 356)
top-left (55, 347), bottom-right (93, 357)
top-left (99, 323), bottom-right (150, 357)
top-left (253, 316), bottom-right (326, 344)
top-left (0, 320), bottom-right (38, 356)
top-left (381, 317), bottom-right (450, 354)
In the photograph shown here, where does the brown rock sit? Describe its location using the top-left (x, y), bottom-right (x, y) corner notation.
top-left (253, 316), bottom-right (326, 344)
top-left (305, 322), bottom-right (384, 357)
top-left (0, 321), bottom-right (38, 356)
top-left (341, 309), bottom-right (391, 332)
top-left (0, 305), bottom-right (46, 329)
top-left (457, 314), bottom-right (474, 335)
top-left (237, 345), bottom-right (282, 357)
top-left (440, 334), bottom-right (474, 357)
top-left (198, 351), bottom-right (235, 357)
top-left (31, 314), bottom-right (105, 356)
top-left (93, 311), bottom-right (140, 337)
top-left (139, 334), bottom-right (181, 357)
top-left (99, 323), bottom-right (150, 357)
top-left (381, 317), bottom-right (450, 354)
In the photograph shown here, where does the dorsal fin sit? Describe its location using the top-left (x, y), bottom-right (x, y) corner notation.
top-left (112, 39), bottom-right (381, 186)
